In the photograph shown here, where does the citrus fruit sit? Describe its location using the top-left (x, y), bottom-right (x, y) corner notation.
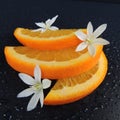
top-left (14, 28), bottom-right (86, 50)
top-left (4, 45), bottom-right (103, 79)
top-left (44, 52), bottom-right (108, 105)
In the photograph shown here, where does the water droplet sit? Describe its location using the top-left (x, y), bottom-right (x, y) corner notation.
top-left (3, 114), bottom-right (6, 117)
top-left (14, 106), bottom-right (20, 111)
top-left (94, 107), bottom-right (98, 111)
top-left (9, 115), bottom-right (12, 120)
top-left (110, 65), bottom-right (114, 69)
top-left (116, 94), bottom-right (120, 99)
top-left (100, 105), bottom-right (104, 109)
top-left (107, 72), bottom-right (111, 75)
top-left (71, 115), bottom-right (76, 119)
top-left (108, 98), bottom-right (114, 102)
top-left (112, 79), bottom-right (116, 83)
top-left (103, 95), bottom-right (106, 98)
top-left (84, 108), bottom-right (88, 112)
top-left (116, 64), bottom-right (119, 68)
top-left (105, 82), bottom-right (109, 86)
top-left (21, 107), bottom-right (24, 110)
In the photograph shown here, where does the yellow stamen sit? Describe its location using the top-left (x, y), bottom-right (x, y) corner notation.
top-left (32, 83), bottom-right (42, 91)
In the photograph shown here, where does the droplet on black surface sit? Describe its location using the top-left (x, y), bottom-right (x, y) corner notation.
top-left (108, 98), bottom-right (114, 102)
top-left (93, 107), bottom-right (99, 111)
top-left (9, 115), bottom-right (12, 120)
top-left (107, 72), bottom-right (111, 76)
top-left (14, 106), bottom-right (20, 111)
top-left (116, 94), bottom-right (120, 99)
top-left (100, 104), bottom-right (104, 109)
top-left (3, 114), bottom-right (6, 117)
top-left (105, 82), bottom-right (109, 86)
top-left (84, 108), bottom-right (89, 112)
top-left (103, 95), bottom-right (106, 98)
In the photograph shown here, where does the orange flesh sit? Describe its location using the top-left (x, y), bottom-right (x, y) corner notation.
top-left (44, 52), bottom-right (108, 105)
top-left (14, 46), bottom-right (87, 61)
top-left (22, 29), bottom-right (77, 38)
top-left (4, 45), bottom-right (103, 79)
top-left (53, 64), bottom-right (98, 89)
top-left (14, 28), bottom-right (86, 50)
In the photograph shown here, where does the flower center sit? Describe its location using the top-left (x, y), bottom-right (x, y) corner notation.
top-left (86, 35), bottom-right (94, 44)
top-left (45, 24), bottom-right (50, 30)
top-left (32, 83), bottom-right (42, 91)
top-left (87, 39), bottom-right (93, 44)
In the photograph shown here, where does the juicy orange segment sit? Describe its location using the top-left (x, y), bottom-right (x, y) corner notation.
top-left (14, 28), bottom-right (86, 50)
top-left (44, 52), bottom-right (108, 105)
top-left (4, 45), bottom-right (103, 79)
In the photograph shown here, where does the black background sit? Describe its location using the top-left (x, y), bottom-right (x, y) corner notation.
top-left (0, 0), bottom-right (120, 120)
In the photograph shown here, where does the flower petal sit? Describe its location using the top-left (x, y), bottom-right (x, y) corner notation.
top-left (35, 22), bottom-right (46, 28)
top-left (39, 90), bottom-right (44, 108)
top-left (88, 45), bottom-right (96, 56)
top-left (45, 19), bottom-right (51, 26)
top-left (75, 42), bottom-right (88, 52)
top-left (94, 38), bottom-right (110, 45)
top-left (27, 92), bottom-right (40, 111)
top-left (17, 88), bottom-right (34, 98)
top-left (18, 73), bottom-right (35, 85)
top-left (32, 28), bottom-right (45, 32)
top-left (41, 28), bottom-right (46, 33)
top-left (34, 65), bottom-right (41, 82)
top-left (75, 30), bottom-right (87, 41)
top-left (42, 79), bottom-right (52, 89)
top-left (93, 24), bottom-right (107, 38)
top-left (48, 15), bottom-right (58, 26)
top-left (49, 26), bottom-right (59, 31)
top-left (87, 21), bottom-right (93, 36)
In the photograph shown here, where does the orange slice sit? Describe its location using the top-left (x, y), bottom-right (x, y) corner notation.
top-left (4, 45), bottom-right (103, 79)
top-left (44, 52), bottom-right (108, 105)
top-left (14, 28), bottom-right (86, 50)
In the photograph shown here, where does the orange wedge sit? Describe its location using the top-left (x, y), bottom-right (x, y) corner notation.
top-left (4, 45), bottom-right (103, 79)
top-left (44, 52), bottom-right (108, 105)
top-left (14, 28), bottom-right (86, 50)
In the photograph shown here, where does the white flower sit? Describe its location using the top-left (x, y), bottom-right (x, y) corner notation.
top-left (75, 22), bottom-right (110, 56)
top-left (17, 65), bottom-right (52, 111)
top-left (32, 15), bottom-right (59, 33)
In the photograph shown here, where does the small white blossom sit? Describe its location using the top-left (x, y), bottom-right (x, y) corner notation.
top-left (75, 22), bottom-right (110, 56)
top-left (32, 15), bottom-right (59, 33)
top-left (17, 65), bottom-right (51, 111)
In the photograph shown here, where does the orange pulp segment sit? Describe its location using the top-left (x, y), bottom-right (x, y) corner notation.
top-left (14, 28), bottom-right (86, 50)
top-left (4, 45), bottom-right (103, 79)
top-left (44, 52), bottom-right (108, 105)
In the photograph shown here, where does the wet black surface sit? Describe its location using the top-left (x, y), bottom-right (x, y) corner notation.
top-left (0, 0), bottom-right (120, 120)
